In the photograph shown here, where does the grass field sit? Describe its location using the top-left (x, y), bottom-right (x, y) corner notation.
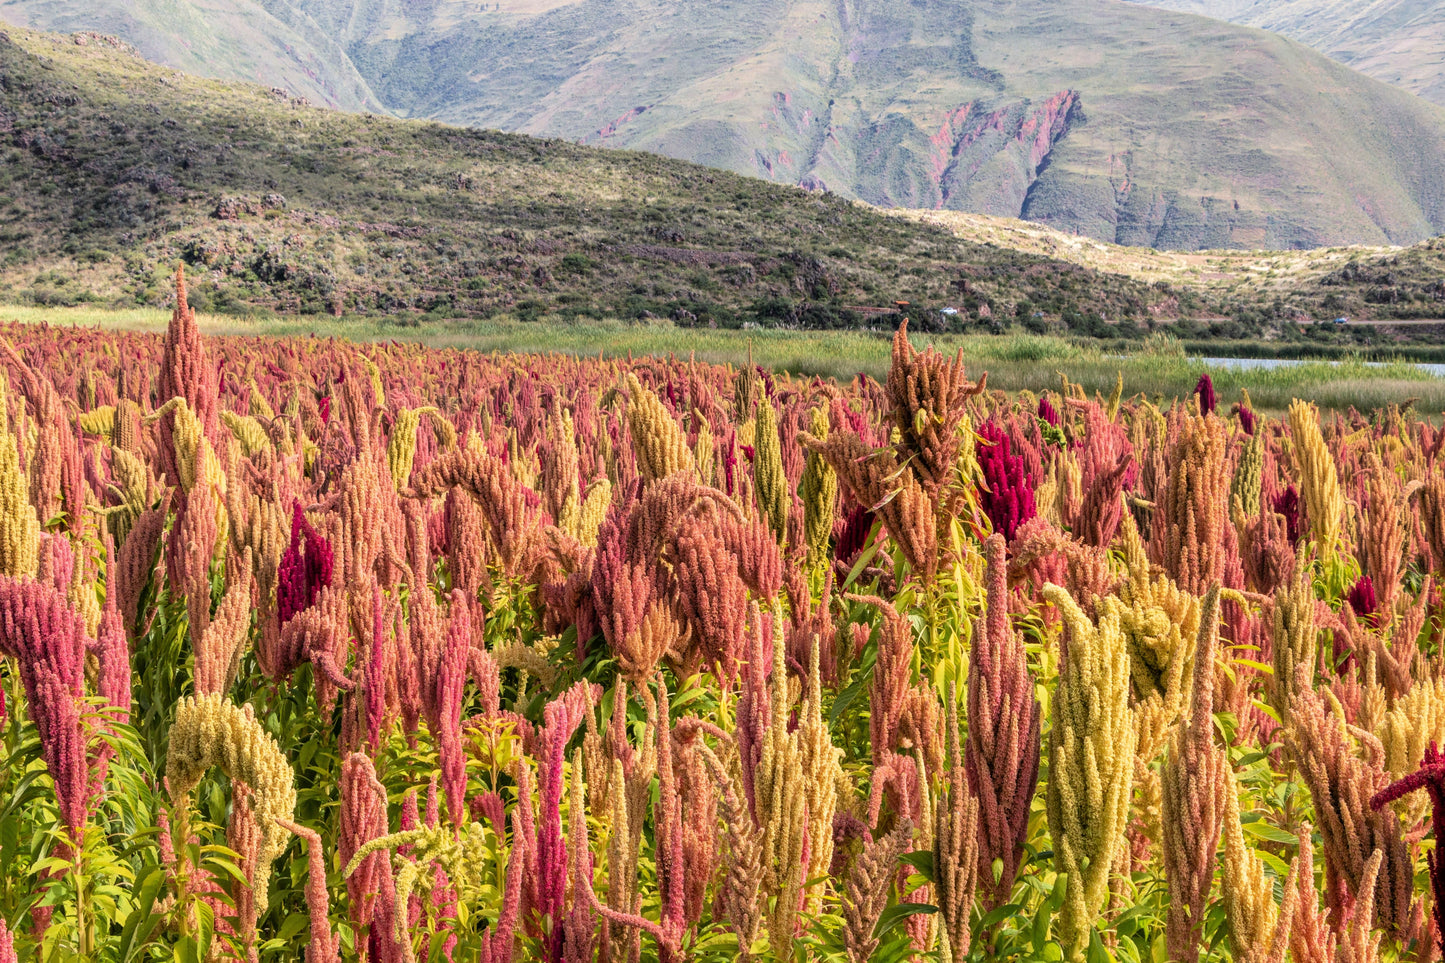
top-left (10, 303), bottom-right (1444, 413)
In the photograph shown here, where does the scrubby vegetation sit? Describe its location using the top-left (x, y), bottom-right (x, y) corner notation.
top-left (1, 24), bottom-right (1442, 355)
top-left (0, 26), bottom-right (1172, 331)
top-left (4, 274), bottom-right (1445, 963)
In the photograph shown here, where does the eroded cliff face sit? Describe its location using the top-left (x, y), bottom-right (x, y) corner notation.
top-left (441, 0), bottom-right (1445, 249)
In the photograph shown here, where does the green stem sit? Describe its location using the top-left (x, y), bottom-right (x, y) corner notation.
top-left (71, 834), bottom-right (92, 958)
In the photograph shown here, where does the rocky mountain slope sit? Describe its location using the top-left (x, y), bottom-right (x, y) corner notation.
top-left (0, 24), bottom-right (1183, 327)
top-left (1119, 0), bottom-right (1445, 106)
top-left (0, 23), bottom-right (1438, 337)
top-left (4, 0), bottom-right (1445, 250)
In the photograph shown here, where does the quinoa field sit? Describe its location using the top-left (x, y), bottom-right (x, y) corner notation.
top-left (2, 269), bottom-right (1445, 963)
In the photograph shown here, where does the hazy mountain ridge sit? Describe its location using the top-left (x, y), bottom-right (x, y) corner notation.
top-left (1120, 0), bottom-right (1445, 106)
top-left (6, 0), bottom-right (1445, 250)
top-left (0, 0), bottom-right (385, 109)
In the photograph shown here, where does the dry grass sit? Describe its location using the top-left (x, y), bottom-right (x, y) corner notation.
top-left (888, 207), bottom-right (1403, 298)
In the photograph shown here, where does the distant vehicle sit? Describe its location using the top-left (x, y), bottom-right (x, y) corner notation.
top-left (1333, 316), bottom-right (1349, 325)
top-left (940, 306), bottom-right (959, 316)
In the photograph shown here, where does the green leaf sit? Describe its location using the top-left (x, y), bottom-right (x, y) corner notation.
top-left (174, 936), bottom-right (202, 963)
top-left (841, 518), bottom-right (885, 589)
top-left (1031, 906), bottom-right (1051, 952)
top-left (1087, 927), bottom-right (1115, 963)
top-left (828, 648), bottom-right (876, 727)
top-left (898, 850), bottom-right (935, 881)
top-left (873, 901), bottom-right (937, 940)
top-left (277, 913), bottom-right (310, 942)
top-left (203, 855), bottom-right (250, 886)
top-left (978, 903), bottom-right (1023, 931)
top-left (1258, 849), bottom-right (1293, 879)
top-left (1241, 820), bottom-right (1298, 845)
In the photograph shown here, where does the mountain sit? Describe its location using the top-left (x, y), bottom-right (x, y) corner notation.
top-left (0, 0), bottom-right (385, 111)
top-left (0, 24), bottom-right (1183, 328)
top-left (4, 0), bottom-right (1445, 251)
top-left (1118, 0), bottom-right (1445, 107)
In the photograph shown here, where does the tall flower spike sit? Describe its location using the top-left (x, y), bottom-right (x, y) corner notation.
top-left (0, 367), bottom-right (40, 579)
top-left (1044, 584), bottom-right (1137, 963)
top-left (936, 683), bottom-right (980, 963)
top-left (1290, 821), bottom-right (1336, 963)
top-left (157, 264), bottom-right (219, 494)
top-left (966, 533), bottom-right (1040, 911)
top-left (886, 319), bottom-right (984, 495)
top-left (1288, 399), bottom-right (1345, 558)
top-left (529, 681), bottom-right (595, 961)
top-left (1285, 670), bottom-right (1413, 937)
top-left (797, 632), bottom-right (845, 915)
top-left (1370, 742), bottom-right (1445, 959)
top-left (166, 694), bottom-right (298, 915)
top-left (677, 738), bottom-right (719, 926)
top-left (841, 820), bottom-right (914, 963)
top-left (1150, 406), bottom-right (1243, 596)
top-left (1358, 454), bottom-right (1405, 614)
top-left (1231, 428), bottom-right (1265, 535)
top-left (1231, 429), bottom-right (1265, 523)
top-left (1269, 559), bottom-right (1317, 727)
top-left (1161, 585), bottom-right (1228, 963)
top-left (698, 742), bottom-right (765, 959)
top-left (1114, 510), bottom-right (1199, 749)
top-left (564, 748), bottom-right (596, 963)
top-left (800, 405), bottom-right (837, 568)
top-left (91, 533), bottom-right (130, 789)
top-left (668, 511), bottom-right (748, 683)
top-left (752, 394), bottom-right (789, 544)
top-left (193, 548), bottom-right (252, 696)
top-left (754, 602), bottom-right (812, 949)
top-left (0, 574), bottom-right (94, 834)
top-left (116, 491), bottom-right (167, 639)
top-left (276, 817), bottom-right (342, 963)
top-left (277, 501), bottom-right (334, 624)
top-left (1336, 850), bottom-right (1385, 963)
top-left (1069, 402), bottom-right (1138, 548)
top-left (976, 421), bottom-right (1037, 542)
top-left (1194, 373), bottom-right (1217, 415)
top-left (624, 372), bottom-right (696, 485)
top-left (340, 753), bottom-right (392, 960)
top-left (1221, 765), bottom-right (1298, 963)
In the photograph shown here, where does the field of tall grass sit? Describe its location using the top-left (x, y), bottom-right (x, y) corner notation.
top-left (7, 304), bottom-right (1444, 413)
top-left (3, 276), bottom-right (1445, 962)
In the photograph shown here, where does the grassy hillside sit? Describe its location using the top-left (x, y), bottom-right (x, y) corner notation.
top-left (0, 24), bottom-right (1188, 328)
top-left (896, 209), bottom-right (1445, 331)
top-left (0, 0), bottom-right (383, 110)
top-left (1122, 0), bottom-right (1445, 107)
top-left (5, 0), bottom-right (1445, 250)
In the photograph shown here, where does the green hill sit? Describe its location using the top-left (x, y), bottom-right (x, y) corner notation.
top-left (5, 0), bottom-right (1445, 250)
top-left (0, 24), bottom-right (1185, 328)
top-left (1120, 0), bottom-right (1445, 107)
top-left (0, 0), bottom-right (382, 110)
